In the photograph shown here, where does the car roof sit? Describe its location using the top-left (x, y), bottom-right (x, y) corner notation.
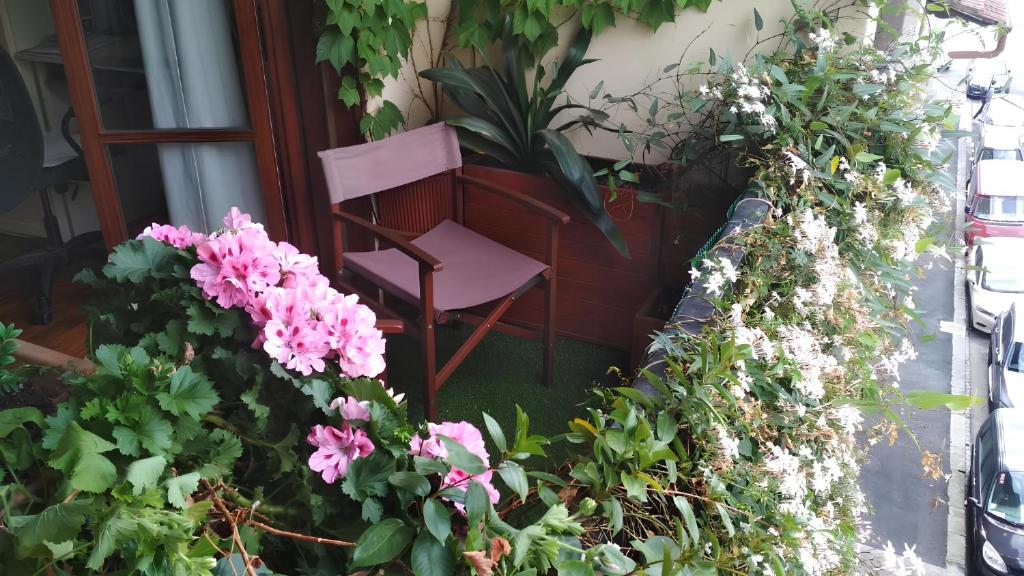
top-left (980, 125), bottom-right (1023, 150)
top-left (993, 409), bottom-right (1024, 471)
top-left (976, 159), bottom-right (1024, 196)
top-left (978, 237), bottom-right (1024, 259)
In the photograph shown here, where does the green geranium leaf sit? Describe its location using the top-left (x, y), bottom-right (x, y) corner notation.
top-left (48, 422), bottom-right (117, 493)
top-left (126, 456), bottom-right (167, 496)
top-left (165, 472), bottom-right (202, 509)
top-left (156, 366), bottom-right (220, 420)
top-left (0, 407), bottom-right (43, 438)
top-left (103, 237), bottom-right (177, 283)
top-left (7, 500), bottom-right (92, 553)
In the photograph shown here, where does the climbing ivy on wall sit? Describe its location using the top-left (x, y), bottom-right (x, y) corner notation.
top-left (317, 0), bottom-right (720, 140)
top-left (316, 0), bottom-right (428, 140)
top-left (455, 0), bottom-right (717, 62)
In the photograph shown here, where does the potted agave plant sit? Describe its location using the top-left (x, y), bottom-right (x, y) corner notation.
top-left (420, 19), bottom-right (671, 349)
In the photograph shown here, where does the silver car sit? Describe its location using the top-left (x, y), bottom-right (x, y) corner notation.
top-left (990, 304), bottom-right (1024, 409)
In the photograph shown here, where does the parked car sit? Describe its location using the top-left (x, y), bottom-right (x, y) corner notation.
top-left (968, 238), bottom-right (1024, 332)
top-left (990, 305), bottom-right (1024, 409)
top-left (966, 59), bottom-right (1013, 99)
top-left (966, 408), bottom-right (1024, 575)
top-left (966, 160), bottom-right (1024, 245)
top-left (974, 95), bottom-right (1024, 134)
top-left (977, 125), bottom-right (1024, 163)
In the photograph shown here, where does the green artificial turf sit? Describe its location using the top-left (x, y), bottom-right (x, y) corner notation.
top-left (384, 324), bottom-right (627, 443)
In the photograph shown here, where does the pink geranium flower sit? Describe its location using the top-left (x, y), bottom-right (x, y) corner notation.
top-left (320, 293), bottom-right (386, 378)
top-left (222, 206), bottom-right (264, 233)
top-left (307, 423), bottom-right (374, 484)
top-left (263, 319), bottom-right (330, 376)
top-left (138, 223), bottom-right (204, 249)
top-left (410, 421), bottom-right (499, 508)
top-left (191, 227), bottom-right (281, 309)
top-left (330, 396), bottom-right (370, 421)
top-left (274, 241), bottom-right (321, 288)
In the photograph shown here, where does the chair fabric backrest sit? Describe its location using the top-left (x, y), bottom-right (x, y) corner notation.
top-left (0, 44), bottom-right (43, 213)
top-left (318, 123), bottom-right (462, 204)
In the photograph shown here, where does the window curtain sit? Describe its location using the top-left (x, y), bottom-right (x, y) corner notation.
top-left (133, 0), bottom-right (265, 233)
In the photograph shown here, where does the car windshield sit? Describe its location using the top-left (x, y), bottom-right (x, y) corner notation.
top-left (980, 148), bottom-right (1023, 161)
top-left (987, 471), bottom-right (1024, 525)
top-left (983, 269), bottom-right (1024, 292)
top-left (984, 99), bottom-right (1024, 127)
top-left (973, 195), bottom-right (1024, 222)
top-left (1009, 343), bottom-right (1024, 373)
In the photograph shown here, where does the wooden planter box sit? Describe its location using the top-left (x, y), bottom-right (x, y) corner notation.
top-left (461, 164), bottom-right (666, 349)
top-left (631, 283), bottom-right (684, 371)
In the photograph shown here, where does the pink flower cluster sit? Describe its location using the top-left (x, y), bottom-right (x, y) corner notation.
top-left (141, 208), bottom-right (385, 378)
top-left (138, 224), bottom-right (205, 250)
top-left (307, 423), bottom-right (374, 484)
top-left (410, 421), bottom-right (500, 508)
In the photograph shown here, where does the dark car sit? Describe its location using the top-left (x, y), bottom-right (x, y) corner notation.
top-left (967, 409), bottom-right (1024, 574)
top-left (991, 305), bottom-right (1024, 410)
top-left (967, 60), bottom-right (1013, 99)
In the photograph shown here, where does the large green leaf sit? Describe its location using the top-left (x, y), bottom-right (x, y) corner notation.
top-left (48, 421), bottom-right (118, 493)
top-left (7, 500), bottom-right (92, 553)
top-left (419, 63), bottom-right (524, 150)
top-left (103, 237), bottom-right (177, 283)
top-left (423, 499), bottom-right (451, 543)
top-left (447, 117), bottom-right (521, 158)
top-left (351, 518), bottom-right (414, 568)
top-left (547, 25), bottom-right (594, 97)
top-left (454, 129), bottom-right (520, 167)
top-left (156, 366), bottom-right (220, 420)
top-left (411, 531), bottom-right (454, 576)
top-left (438, 436), bottom-right (487, 475)
top-left (126, 456), bottom-right (167, 496)
top-left (0, 407), bottom-right (43, 438)
top-left (536, 129), bottom-right (601, 210)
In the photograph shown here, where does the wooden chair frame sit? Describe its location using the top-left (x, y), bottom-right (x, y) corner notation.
top-left (330, 171), bottom-right (568, 420)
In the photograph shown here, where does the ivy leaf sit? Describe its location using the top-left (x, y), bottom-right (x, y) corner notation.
top-left (7, 500), bottom-right (92, 553)
top-left (157, 366), bottom-right (220, 420)
top-left (165, 472), bottom-right (202, 509)
top-left (48, 422), bottom-right (118, 493)
top-left (126, 456), bottom-right (167, 496)
top-left (102, 237), bottom-right (177, 282)
top-left (350, 518), bottom-right (414, 568)
top-left (338, 75), bottom-right (361, 108)
top-left (316, 27), bottom-right (356, 71)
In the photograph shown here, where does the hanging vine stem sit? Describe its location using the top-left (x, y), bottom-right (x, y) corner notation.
top-left (201, 479), bottom-right (258, 576)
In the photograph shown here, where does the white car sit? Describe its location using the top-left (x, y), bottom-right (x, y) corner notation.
top-left (968, 238), bottom-right (1024, 332)
top-left (974, 94), bottom-right (1024, 134)
top-left (976, 124), bottom-right (1024, 163)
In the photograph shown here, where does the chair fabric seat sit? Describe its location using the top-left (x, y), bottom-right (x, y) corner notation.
top-left (344, 219), bottom-right (547, 313)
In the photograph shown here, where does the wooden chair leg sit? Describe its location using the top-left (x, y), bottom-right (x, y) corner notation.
top-left (423, 320), bottom-right (437, 421)
top-left (543, 274), bottom-right (556, 388)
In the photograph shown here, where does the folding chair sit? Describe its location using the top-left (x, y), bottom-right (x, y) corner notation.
top-left (318, 124), bottom-right (569, 420)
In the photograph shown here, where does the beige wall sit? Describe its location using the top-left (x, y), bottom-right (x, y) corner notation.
top-left (380, 0), bottom-right (879, 163)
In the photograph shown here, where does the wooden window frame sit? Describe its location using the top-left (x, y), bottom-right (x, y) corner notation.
top-left (49, 0), bottom-right (287, 248)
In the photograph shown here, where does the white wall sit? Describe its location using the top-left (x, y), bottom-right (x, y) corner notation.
top-left (381, 0), bottom-right (877, 163)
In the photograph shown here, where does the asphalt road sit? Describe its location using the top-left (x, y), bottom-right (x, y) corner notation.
top-left (857, 58), bottom-right (967, 568)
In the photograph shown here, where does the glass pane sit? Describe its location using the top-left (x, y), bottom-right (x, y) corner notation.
top-left (1, 2), bottom-right (103, 354)
top-left (77, 0), bottom-right (250, 130)
top-left (108, 142), bottom-right (265, 236)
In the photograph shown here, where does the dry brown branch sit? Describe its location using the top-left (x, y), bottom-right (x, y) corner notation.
top-left (246, 520), bottom-right (354, 548)
top-left (201, 479), bottom-right (258, 576)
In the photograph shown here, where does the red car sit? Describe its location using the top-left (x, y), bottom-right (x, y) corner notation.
top-left (967, 159), bottom-right (1024, 245)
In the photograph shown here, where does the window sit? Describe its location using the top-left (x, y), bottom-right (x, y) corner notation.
top-left (980, 148), bottom-right (1024, 161)
top-left (972, 195), bottom-right (1024, 222)
top-left (1008, 342), bottom-right (1023, 373)
top-left (987, 471), bottom-right (1024, 525)
top-left (982, 267), bottom-right (1024, 292)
